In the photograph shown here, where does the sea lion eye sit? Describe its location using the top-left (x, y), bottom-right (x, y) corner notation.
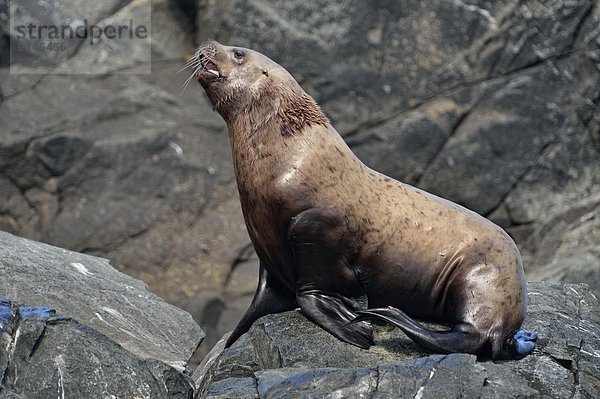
top-left (233, 49), bottom-right (244, 59)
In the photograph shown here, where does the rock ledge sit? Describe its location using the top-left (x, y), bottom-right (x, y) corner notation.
top-left (195, 282), bottom-right (600, 398)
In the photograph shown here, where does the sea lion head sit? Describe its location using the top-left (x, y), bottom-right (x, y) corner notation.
top-left (194, 40), bottom-right (284, 118)
top-left (193, 39), bottom-right (328, 135)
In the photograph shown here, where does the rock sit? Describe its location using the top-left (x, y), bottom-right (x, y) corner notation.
top-left (4, 0), bottom-right (126, 67)
top-left (0, 300), bottom-right (193, 398)
top-left (0, 0), bottom-right (244, 354)
top-left (0, 230), bottom-right (204, 398)
top-left (519, 196), bottom-right (600, 295)
top-left (198, 0), bottom-right (494, 132)
top-left (150, 0), bottom-right (196, 60)
top-left (51, 1), bottom-right (153, 74)
top-left (194, 282), bottom-right (600, 398)
top-left (416, 64), bottom-right (567, 215)
top-left (4, 0), bottom-right (192, 73)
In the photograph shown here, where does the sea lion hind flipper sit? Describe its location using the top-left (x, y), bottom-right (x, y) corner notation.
top-left (297, 291), bottom-right (374, 349)
top-left (353, 307), bottom-right (486, 355)
top-left (225, 262), bottom-right (296, 348)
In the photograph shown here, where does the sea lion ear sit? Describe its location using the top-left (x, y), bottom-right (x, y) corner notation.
top-left (262, 69), bottom-right (269, 77)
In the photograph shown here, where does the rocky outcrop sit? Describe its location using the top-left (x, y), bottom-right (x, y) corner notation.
top-left (0, 231), bottom-right (203, 397)
top-left (194, 282), bottom-right (600, 398)
top-left (2, 232), bottom-right (597, 398)
top-left (1, 0), bottom-right (599, 361)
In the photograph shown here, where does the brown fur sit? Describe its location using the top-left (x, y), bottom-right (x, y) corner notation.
top-left (272, 89), bottom-right (329, 136)
top-left (194, 40), bottom-right (535, 360)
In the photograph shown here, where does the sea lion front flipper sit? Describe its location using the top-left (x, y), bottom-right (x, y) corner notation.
top-left (225, 262), bottom-right (296, 348)
top-left (289, 208), bottom-right (373, 349)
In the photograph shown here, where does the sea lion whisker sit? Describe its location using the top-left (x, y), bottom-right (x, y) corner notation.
top-left (181, 66), bottom-right (201, 93)
top-left (196, 53), bottom-right (222, 77)
top-left (199, 55), bottom-right (215, 67)
top-left (178, 60), bottom-right (201, 74)
top-left (180, 49), bottom-right (219, 92)
top-left (178, 57), bottom-right (202, 72)
top-left (200, 45), bottom-right (217, 58)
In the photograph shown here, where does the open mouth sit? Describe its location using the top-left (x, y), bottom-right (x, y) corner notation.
top-left (202, 59), bottom-right (221, 78)
top-left (180, 44), bottom-right (221, 91)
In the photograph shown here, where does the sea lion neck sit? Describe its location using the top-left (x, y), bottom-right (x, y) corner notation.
top-left (226, 83), bottom-right (329, 142)
top-left (276, 88), bottom-right (329, 137)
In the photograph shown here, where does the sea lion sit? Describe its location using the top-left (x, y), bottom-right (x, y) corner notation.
top-left (190, 39), bottom-right (537, 360)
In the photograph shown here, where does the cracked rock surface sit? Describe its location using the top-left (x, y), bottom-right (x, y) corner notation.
top-left (1, 0), bottom-right (599, 363)
top-left (194, 282), bottom-right (600, 399)
top-left (0, 231), bottom-right (204, 398)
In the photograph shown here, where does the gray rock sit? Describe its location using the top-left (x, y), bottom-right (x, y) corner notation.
top-left (0, 66), bottom-right (237, 363)
top-left (0, 300), bottom-right (194, 398)
top-left (519, 196), bottom-right (600, 295)
top-left (0, 231), bottom-right (204, 372)
top-left (256, 366), bottom-right (377, 398)
top-left (150, 0), bottom-right (196, 60)
top-left (197, 0), bottom-right (495, 132)
top-left (195, 282), bottom-right (600, 398)
top-left (347, 97), bottom-right (465, 184)
top-left (4, 0), bottom-right (192, 73)
top-left (207, 377), bottom-right (257, 399)
top-left (0, 0), bottom-right (243, 353)
top-left (51, 1), bottom-right (153, 74)
top-left (417, 64), bottom-right (567, 214)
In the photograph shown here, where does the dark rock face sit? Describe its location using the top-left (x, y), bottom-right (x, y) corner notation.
top-left (197, 0), bottom-right (600, 292)
top-left (1, 0), bottom-right (599, 363)
top-left (194, 282), bottom-right (600, 398)
top-left (0, 231), bottom-right (203, 397)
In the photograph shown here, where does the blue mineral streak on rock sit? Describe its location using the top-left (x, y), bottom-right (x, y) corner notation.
top-left (0, 298), bottom-right (14, 332)
top-left (18, 306), bottom-right (56, 320)
top-left (1, 300), bottom-right (66, 328)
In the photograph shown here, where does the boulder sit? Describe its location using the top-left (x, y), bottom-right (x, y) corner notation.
top-left (194, 282), bottom-right (600, 398)
top-left (0, 231), bottom-right (204, 397)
